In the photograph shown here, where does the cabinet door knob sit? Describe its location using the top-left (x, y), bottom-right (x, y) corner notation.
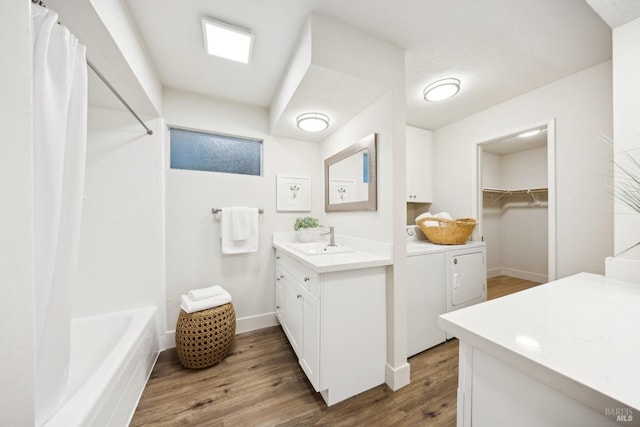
top-left (304, 277), bottom-right (310, 282)
top-left (276, 305), bottom-right (280, 309)
top-left (297, 294), bottom-right (302, 299)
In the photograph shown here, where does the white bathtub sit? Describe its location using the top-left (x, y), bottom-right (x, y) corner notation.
top-left (44, 307), bottom-right (159, 427)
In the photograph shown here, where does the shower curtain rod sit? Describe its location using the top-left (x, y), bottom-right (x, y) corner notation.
top-left (86, 61), bottom-right (153, 135)
top-left (31, 0), bottom-right (153, 136)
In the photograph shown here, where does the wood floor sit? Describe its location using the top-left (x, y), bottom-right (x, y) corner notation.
top-left (131, 276), bottom-right (540, 426)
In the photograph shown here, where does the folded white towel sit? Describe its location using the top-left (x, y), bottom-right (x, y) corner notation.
top-left (221, 207), bottom-right (259, 254)
top-left (188, 285), bottom-right (224, 301)
top-left (416, 212), bottom-right (439, 227)
top-left (415, 212), bottom-right (433, 222)
top-left (416, 211), bottom-right (454, 227)
top-left (180, 290), bottom-right (232, 314)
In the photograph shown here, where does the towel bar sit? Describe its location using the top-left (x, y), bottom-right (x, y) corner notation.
top-left (211, 208), bottom-right (264, 214)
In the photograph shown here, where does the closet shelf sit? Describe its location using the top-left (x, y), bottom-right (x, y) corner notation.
top-left (483, 187), bottom-right (548, 205)
top-left (483, 187), bottom-right (548, 195)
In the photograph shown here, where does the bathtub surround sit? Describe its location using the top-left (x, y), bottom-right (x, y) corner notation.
top-left (32, 5), bottom-right (88, 424)
top-left (44, 308), bottom-right (158, 427)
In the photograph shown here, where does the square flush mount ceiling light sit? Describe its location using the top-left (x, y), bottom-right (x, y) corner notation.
top-left (202, 17), bottom-right (253, 64)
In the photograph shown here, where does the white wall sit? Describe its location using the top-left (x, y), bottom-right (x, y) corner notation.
top-left (321, 94), bottom-right (394, 242)
top-left (501, 147), bottom-right (548, 189)
top-left (482, 152), bottom-right (503, 274)
top-left (482, 148), bottom-right (548, 280)
top-left (90, 0), bottom-right (162, 114)
top-left (612, 17), bottom-right (640, 258)
top-left (0, 1), bottom-right (36, 424)
top-left (308, 13), bottom-right (409, 389)
top-left (163, 88), bottom-right (322, 339)
top-left (434, 61), bottom-right (613, 278)
top-left (77, 107), bottom-right (166, 337)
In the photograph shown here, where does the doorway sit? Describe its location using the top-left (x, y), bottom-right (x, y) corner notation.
top-left (474, 119), bottom-right (556, 283)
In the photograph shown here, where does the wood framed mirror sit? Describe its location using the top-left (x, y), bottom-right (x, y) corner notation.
top-left (324, 133), bottom-right (377, 212)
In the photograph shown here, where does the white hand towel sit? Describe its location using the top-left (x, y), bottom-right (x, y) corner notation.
top-left (180, 290), bottom-right (233, 314)
top-left (231, 207), bottom-right (249, 241)
top-left (188, 285), bottom-right (223, 301)
top-left (221, 207), bottom-right (259, 254)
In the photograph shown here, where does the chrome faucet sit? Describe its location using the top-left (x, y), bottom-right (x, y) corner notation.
top-left (321, 226), bottom-right (336, 247)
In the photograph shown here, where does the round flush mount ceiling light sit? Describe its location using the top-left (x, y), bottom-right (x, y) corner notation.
top-left (296, 112), bottom-right (330, 132)
top-left (423, 78), bottom-right (461, 102)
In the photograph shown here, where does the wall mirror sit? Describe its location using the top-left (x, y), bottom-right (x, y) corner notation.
top-left (325, 133), bottom-right (377, 211)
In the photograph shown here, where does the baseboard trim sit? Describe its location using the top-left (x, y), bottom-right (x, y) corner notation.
top-left (491, 267), bottom-right (547, 283)
top-left (164, 312), bottom-right (279, 349)
top-left (487, 268), bottom-right (502, 278)
top-left (235, 312), bottom-right (279, 334)
top-left (385, 362), bottom-right (411, 391)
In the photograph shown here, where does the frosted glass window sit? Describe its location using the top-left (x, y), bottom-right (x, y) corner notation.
top-left (170, 127), bottom-right (262, 176)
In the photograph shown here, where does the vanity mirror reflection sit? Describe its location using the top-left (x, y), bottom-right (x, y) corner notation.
top-left (324, 133), bottom-right (377, 212)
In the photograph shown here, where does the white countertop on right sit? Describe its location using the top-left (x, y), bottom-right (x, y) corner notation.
top-left (438, 272), bottom-right (640, 413)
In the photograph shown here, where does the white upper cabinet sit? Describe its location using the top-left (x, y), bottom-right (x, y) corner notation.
top-left (406, 125), bottom-right (433, 203)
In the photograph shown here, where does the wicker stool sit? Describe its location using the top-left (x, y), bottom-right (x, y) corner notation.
top-left (175, 303), bottom-right (236, 369)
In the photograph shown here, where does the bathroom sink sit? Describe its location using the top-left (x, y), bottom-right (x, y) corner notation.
top-left (288, 242), bottom-right (354, 256)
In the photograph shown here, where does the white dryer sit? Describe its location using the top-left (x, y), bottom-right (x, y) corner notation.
top-left (445, 245), bottom-right (486, 312)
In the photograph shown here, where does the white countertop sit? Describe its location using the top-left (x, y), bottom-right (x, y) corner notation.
top-left (407, 239), bottom-right (485, 256)
top-left (273, 234), bottom-right (392, 273)
top-left (438, 272), bottom-right (640, 414)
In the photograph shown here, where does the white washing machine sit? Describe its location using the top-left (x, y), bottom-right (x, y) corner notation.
top-left (406, 225), bottom-right (486, 356)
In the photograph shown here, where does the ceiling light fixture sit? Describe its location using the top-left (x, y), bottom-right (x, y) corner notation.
top-left (296, 113), bottom-right (330, 132)
top-left (202, 17), bottom-right (253, 64)
top-left (423, 78), bottom-right (461, 102)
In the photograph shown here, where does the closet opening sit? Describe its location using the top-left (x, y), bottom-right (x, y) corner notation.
top-left (474, 120), bottom-right (556, 283)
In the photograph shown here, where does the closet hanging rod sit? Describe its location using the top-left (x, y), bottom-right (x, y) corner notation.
top-left (483, 187), bottom-right (548, 195)
top-left (31, 0), bottom-right (153, 136)
top-left (212, 208), bottom-right (264, 214)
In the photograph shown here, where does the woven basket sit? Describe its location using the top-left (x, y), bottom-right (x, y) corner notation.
top-left (175, 303), bottom-right (236, 369)
top-left (416, 217), bottom-right (477, 245)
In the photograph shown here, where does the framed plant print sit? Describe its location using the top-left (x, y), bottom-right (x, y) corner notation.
top-left (276, 174), bottom-right (311, 212)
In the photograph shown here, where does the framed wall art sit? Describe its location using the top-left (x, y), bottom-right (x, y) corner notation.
top-left (276, 174), bottom-right (311, 211)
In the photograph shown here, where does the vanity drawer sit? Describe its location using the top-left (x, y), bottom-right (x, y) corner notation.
top-left (276, 251), bottom-right (319, 296)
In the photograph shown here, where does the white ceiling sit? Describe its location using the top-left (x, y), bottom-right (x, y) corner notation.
top-left (585, 0), bottom-right (640, 27)
top-left (482, 129), bottom-right (548, 156)
top-left (122, 0), bottom-right (614, 131)
top-left (117, 0), bottom-right (618, 131)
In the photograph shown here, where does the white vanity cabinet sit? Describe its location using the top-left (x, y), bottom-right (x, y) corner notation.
top-left (406, 125), bottom-right (433, 203)
top-left (275, 254), bottom-right (320, 388)
top-left (274, 249), bottom-right (386, 406)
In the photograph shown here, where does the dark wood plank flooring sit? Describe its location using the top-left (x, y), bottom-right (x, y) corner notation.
top-left (131, 276), bottom-right (540, 426)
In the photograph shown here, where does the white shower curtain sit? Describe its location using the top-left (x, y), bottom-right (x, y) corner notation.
top-left (32, 4), bottom-right (87, 425)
